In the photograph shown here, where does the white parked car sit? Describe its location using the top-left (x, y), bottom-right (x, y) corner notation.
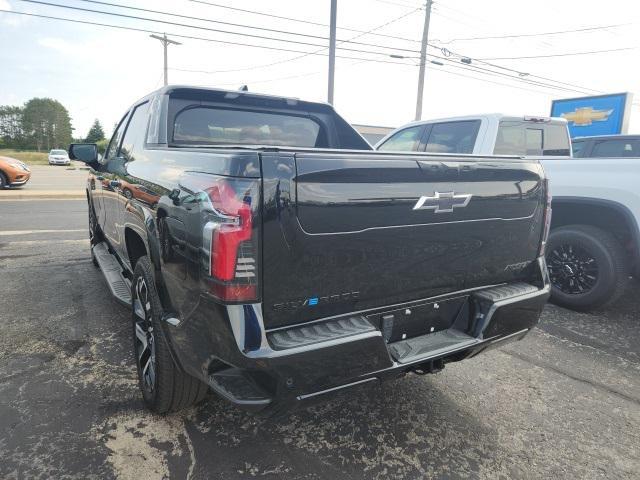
top-left (376, 114), bottom-right (638, 311)
top-left (48, 149), bottom-right (71, 165)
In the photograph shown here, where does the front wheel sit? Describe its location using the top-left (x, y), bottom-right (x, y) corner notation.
top-left (546, 225), bottom-right (629, 311)
top-left (0, 171), bottom-right (7, 189)
top-left (132, 256), bottom-right (208, 413)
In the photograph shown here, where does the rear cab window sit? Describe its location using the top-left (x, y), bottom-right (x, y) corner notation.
top-left (173, 107), bottom-right (324, 148)
top-left (494, 120), bottom-right (570, 156)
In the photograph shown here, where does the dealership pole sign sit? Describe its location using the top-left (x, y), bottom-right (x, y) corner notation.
top-left (550, 93), bottom-right (633, 138)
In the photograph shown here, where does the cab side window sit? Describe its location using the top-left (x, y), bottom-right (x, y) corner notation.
top-left (119, 102), bottom-right (150, 162)
top-left (591, 139), bottom-right (640, 158)
top-left (571, 140), bottom-right (586, 158)
top-left (104, 114), bottom-right (129, 163)
top-left (377, 125), bottom-right (424, 152)
top-left (424, 120), bottom-right (479, 154)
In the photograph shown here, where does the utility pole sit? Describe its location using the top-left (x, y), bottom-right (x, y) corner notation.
top-left (327, 0), bottom-right (337, 104)
top-left (150, 33), bottom-right (181, 86)
top-left (415, 0), bottom-right (433, 121)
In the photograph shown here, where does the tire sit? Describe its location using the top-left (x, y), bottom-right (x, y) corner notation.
top-left (123, 188), bottom-right (133, 200)
top-left (0, 171), bottom-right (7, 189)
top-left (88, 201), bottom-right (102, 268)
top-left (132, 256), bottom-right (208, 413)
top-left (546, 225), bottom-right (629, 311)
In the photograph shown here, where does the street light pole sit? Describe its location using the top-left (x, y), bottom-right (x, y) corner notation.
top-left (415, 0), bottom-right (433, 121)
top-left (150, 33), bottom-right (182, 86)
top-left (327, 0), bottom-right (337, 104)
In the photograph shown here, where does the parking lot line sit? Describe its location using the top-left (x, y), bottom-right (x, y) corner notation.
top-left (0, 229), bottom-right (86, 236)
top-left (2, 239), bottom-right (89, 245)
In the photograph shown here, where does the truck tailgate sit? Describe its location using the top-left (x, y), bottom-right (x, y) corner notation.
top-left (261, 152), bottom-right (545, 329)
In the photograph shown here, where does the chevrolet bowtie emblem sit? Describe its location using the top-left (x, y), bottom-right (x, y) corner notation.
top-left (561, 107), bottom-right (613, 126)
top-left (413, 192), bottom-right (472, 213)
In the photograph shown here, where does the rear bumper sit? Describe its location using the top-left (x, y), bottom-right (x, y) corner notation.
top-left (164, 258), bottom-right (550, 414)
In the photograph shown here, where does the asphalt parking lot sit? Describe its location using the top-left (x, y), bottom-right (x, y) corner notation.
top-left (1, 198), bottom-right (639, 479)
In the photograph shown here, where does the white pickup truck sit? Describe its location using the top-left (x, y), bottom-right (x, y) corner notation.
top-left (376, 116), bottom-right (639, 311)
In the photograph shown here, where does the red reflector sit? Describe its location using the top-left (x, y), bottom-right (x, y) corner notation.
top-left (210, 283), bottom-right (257, 302)
top-left (206, 181), bottom-right (252, 281)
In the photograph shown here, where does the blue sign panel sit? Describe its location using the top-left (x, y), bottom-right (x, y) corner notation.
top-left (550, 93), bottom-right (631, 138)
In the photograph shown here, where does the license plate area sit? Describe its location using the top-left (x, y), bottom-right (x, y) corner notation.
top-left (366, 296), bottom-right (468, 343)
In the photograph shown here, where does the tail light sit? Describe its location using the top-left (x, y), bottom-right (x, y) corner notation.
top-left (181, 173), bottom-right (260, 303)
top-left (538, 178), bottom-right (552, 257)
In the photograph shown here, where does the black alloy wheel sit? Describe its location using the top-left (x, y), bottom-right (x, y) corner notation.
top-left (88, 204), bottom-right (101, 267)
top-left (547, 243), bottom-right (598, 295)
top-left (133, 275), bottom-right (157, 396)
top-left (131, 256), bottom-right (209, 413)
top-left (546, 225), bottom-right (628, 311)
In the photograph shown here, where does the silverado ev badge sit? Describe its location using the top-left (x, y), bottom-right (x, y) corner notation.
top-left (413, 191), bottom-right (472, 213)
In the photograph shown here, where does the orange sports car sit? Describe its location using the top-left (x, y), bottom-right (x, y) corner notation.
top-left (0, 156), bottom-right (31, 188)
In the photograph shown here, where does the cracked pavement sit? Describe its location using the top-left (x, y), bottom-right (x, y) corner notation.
top-left (1, 199), bottom-right (639, 479)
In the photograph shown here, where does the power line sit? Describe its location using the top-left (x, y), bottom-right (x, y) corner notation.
top-left (370, 0), bottom-right (422, 9)
top-left (69, 0), bottom-right (421, 54)
top-left (439, 59), bottom-right (595, 95)
top-left (0, 9), bottom-right (418, 66)
top-left (479, 46), bottom-right (636, 60)
top-left (174, 9), bottom-right (424, 77)
top-left (172, 5), bottom-right (424, 77)
top-left (17, 0), bottom-right (418, 57)
top-left (0, 7), bottom-right (624, 100)
top-left (437, 23), bottom-right (632, 44)
top-left (429, 44), bottom-right (607, 95)
top-left (189, 0), bottom-right (422, 44)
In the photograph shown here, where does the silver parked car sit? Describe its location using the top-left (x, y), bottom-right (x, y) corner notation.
top-left (48, 149), bottom-right (70, 165)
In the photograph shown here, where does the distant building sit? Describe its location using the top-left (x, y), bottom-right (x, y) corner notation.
top-left (352, 124), bottom-right (395, 146)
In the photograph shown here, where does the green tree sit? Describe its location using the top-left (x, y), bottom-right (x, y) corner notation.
top-left (96, 138), bottom-right (109, 155)
top-left (21, 98), bottom-right (73, 151)
top-left (0, 105), bottom-right (25, 149)
top-left (85, 119), bottom-right (105, 143)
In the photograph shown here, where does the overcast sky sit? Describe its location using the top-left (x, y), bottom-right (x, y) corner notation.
top-left (1, 0), bottom-right (638, 138)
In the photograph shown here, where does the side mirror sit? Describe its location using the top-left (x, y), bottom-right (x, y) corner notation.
top-left (68, 143), bottom-right (98, 163)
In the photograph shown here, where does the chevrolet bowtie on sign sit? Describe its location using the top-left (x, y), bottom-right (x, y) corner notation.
top-left (413, 191), bottom-right (472, 213)
top-left (561, 107), bottom-right (614, 126)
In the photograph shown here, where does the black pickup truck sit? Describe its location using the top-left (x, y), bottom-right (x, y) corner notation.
top-left (69, 86), bottom-right (551, 414)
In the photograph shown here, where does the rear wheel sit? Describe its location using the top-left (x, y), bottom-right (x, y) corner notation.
top-left (0, 171), bottom-right (7, 189)
top-left (132, 256), bottom-right (208, 413)
top-left (546, 225), bottom-right (628, 311)
top-left (88, 202), bottom-right (101, 267)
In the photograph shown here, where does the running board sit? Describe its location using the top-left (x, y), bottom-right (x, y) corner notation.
top-left (92, 242), bottom-right (131, 306)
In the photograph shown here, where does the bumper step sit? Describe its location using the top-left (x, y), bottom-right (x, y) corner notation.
top-left (208, 369), bottom-right (271, 411)
top-left (267, 316), bottom-right (375, 350)
top-left (92, 242), bottom-right (131, 306)
top-left (473, 282), bottom-right (540, 303)
top-left (388, 329), bottom-right (479, 364)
